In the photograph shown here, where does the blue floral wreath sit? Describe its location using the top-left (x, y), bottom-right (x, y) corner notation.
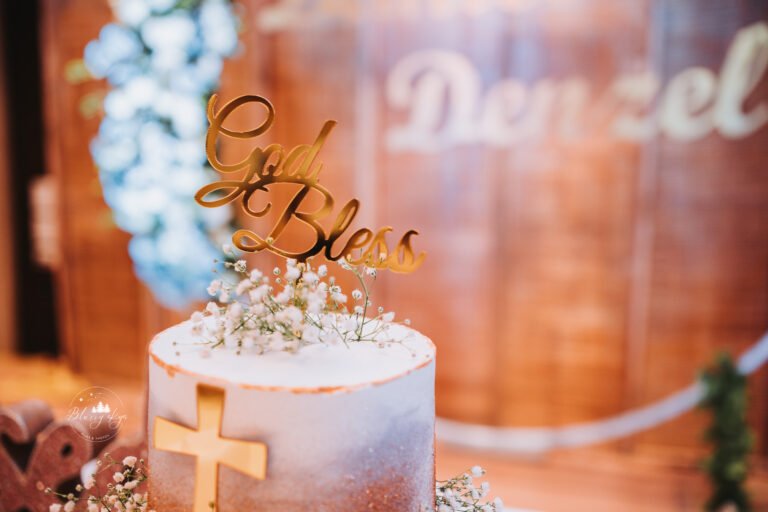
top-left (84, 0), bottom-right (238, 308)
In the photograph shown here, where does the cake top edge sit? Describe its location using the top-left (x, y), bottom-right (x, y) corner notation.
top-left (149, 319), bottom-right (435, 391)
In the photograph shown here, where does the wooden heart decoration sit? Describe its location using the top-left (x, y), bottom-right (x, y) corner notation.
top-left (0, 400), bottom-right (95, 512)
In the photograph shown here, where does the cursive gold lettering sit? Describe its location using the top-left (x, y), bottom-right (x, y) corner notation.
top-left (196, 94), bottom-right (425, 273)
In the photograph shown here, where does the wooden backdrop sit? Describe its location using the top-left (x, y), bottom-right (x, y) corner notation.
top-left (0, 4), bottom-right (13, 353)
top-left (40, 0), bottom-right (768, 461)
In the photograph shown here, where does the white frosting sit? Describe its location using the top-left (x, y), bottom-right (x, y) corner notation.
top-left (150, 320), bottom-right (435, 389)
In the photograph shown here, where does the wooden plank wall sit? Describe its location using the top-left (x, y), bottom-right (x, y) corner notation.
top-left (39, 0), bottom-right (768, 461)
top-left (635, 1), bottom-right (768, 456)
top-left (243, 0), bottom-right (768, 458)
top-left (0, 4), bottom-right (15, 353)
top-left (41, 0), bottom-right (145, 379)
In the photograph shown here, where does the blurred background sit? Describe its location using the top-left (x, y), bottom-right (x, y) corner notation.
top-left (1, 0), bottom-right (767, 510)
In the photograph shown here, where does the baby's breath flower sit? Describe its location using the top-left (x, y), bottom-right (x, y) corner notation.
top-left (206, 280), bottom-right (222, 296)
top-left (227, 302), bottom-right (243, 319)
top-left (43, 454), bottom-right (149, 512)
top-left (436, 467), bottom-right (502, 511)
top-left (285, 265), bottom-right (301, 282)
top-left (189, 256), bottom-right (410, 355)
top-left (205, 302), bottom-right (220, 317)
top-left (236, 278), bottom-right (253, 295)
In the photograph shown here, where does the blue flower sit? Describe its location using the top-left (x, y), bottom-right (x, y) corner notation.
top-left (84, 24), bottom-right (143, 78)
top-left (86, 0), bottom-right (239, 309)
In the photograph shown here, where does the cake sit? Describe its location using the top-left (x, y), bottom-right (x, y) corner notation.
top-left (147, 305), bottom-right (436, 511)
top-left (146, 93), bottom-right (436, 511)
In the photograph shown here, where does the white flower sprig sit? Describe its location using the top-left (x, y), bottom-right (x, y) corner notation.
top-left (42, 454), bottom-right (500, 511)
top-left (187, 247), bottom-right (411, 355)
top-left (45, 453), bottom-right (152, 512)
top-left (436, 466), bottom-right (505, 512)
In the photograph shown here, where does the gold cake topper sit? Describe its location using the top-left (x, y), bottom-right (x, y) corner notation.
top-left (195, 94), bottom-right (425, 272)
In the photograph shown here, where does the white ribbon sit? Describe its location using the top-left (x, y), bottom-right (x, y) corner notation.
top-left (437, 331), bottom-right (768, 454)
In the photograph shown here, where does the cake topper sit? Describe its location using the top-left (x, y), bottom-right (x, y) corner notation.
top-left (195, 94), bottom-right (425, 272)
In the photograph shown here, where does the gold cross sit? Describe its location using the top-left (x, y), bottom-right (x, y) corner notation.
top-left (153, 385), bottom-right (268, 511)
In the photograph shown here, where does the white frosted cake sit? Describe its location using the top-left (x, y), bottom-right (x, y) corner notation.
top-left (146, 93), bottom-right (436, 510)
top-left (147, 319), bottom-right (436, 511)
